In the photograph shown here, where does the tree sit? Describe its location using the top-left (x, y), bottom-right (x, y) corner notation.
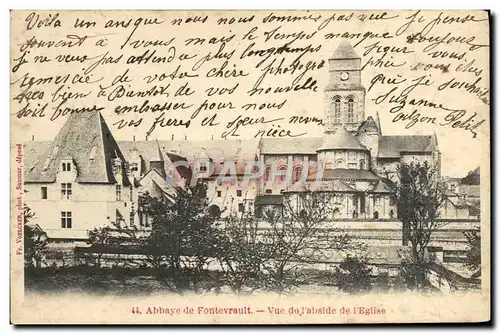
top-left (259, 192), bottom-right (364, 293)
top-left (213, 208), bottom-right (273, 294)
top-left (24, 205), bottom-right (47, 268)
top-left (395, 161), bottom-right (446, 288)
top-left (463, 226), bottom-right (481, 278)
top-left (334, 255), bottom-right (372, 294)
top-left (86, 227), bottom-right (113, 267)
top-left (461, 167), bottom-right (480, 185)
top-left (141, 182), bottom-right (219, 293)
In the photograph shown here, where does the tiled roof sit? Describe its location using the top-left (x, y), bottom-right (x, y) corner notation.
top-left (260, 137), bottom-right (322, 154)
top-left (318, 126), bottom-right (367, 151)
top-left (371, 180), bottom-right (394, 193)
top-left (307, 168), bottom-right (381, 181)
top-left (309, 179), bottom-right (359, 192)
top-left (24, 112), bottom-right (130, 185)
top-left (331, 40), bottom-right (360, 59)
top-left (378, 135), bottom-right (437, 158)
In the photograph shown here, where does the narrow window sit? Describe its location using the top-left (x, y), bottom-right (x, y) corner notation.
top-left (278, 165), bottom-right (287, 182)
top-left (61, 162), bottom-right (71, 172)
top-left (238, 203), bottom-right (244, 212)
top-left (294, 166), bottom-right (303, 182)
top-left (347, 98), bottom-right (354, 123)
top-left (334, 98), bottom-right (341, 123)
top-left (89, 146), bottom-right (97, 161)
top-left (41, 186), bottom-right (47, 199)
top-left (116, 184), bottom-right (122, 201)
top-left (237, 190), bottom-right (242, 197)
top-left (217, 190), bottom-right (222, 198)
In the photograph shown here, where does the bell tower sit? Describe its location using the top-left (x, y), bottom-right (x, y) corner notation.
top-left (324, 40), bottom-right (366, 133)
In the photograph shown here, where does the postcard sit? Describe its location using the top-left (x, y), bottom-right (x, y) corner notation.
top-left (10, 10), bottom-right (490, 324)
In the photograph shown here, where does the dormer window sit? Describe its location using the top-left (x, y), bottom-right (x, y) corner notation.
top-left (61, 161), bottom-right (71, 172)
top-left (113, 158), bottom-right (122, 174)
top-left (89, 146), bottom-right (97, 161)
top-left (200, 165), bottom-right (208, 173)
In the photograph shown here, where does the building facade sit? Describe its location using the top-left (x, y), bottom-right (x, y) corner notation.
top-left (23, 41), bottom-right (473, 246)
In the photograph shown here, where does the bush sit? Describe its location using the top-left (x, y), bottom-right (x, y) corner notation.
top-left (334, 255), bottom-right (372, 294)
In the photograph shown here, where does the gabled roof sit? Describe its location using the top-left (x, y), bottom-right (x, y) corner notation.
top-left (331, 40), bottom-right (360, 59)
top-left (25, 111), bottom-right (129, 185)
top-left (378, 135), bottom-right (437, 158)
top-left (357, 116), bottom-right (380, 134)
top-left (318, 126), bottom-right (367, 151)
top-left (119, 139), bottom-right (260, 175)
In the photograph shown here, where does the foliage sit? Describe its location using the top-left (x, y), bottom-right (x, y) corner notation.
top-left (461, 167), bottom-right (480, 185)
top-left (373, 272), bottom-right (390, 292)
top-left (214, 211), bottom-right (268, 294)
top-left (334, 255), bottom-right (372, 294)
top-left (24, 205), bottom-right (48, 268)
top-left (395, 161), bottom-right (445, 288)
top-left (259, 192), bottom-right (364, 293)
top-left (139, 182), bottom-right (219, 293)
top-left (463, 226), bottom-right (481, 277)
top-left (86, 226), bottom-right (113, 267)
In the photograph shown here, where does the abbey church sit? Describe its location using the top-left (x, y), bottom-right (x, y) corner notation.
top-left (23, 40), bottom-right (451, 243)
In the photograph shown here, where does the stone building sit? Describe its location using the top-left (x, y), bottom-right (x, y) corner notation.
top-left (24, 41), bottom-right (461, 247)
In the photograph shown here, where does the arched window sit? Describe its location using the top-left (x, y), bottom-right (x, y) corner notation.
top-left (335, 159), bottom-right (345, 168)
top-left (208, 205), bottom-right (221, 218)
top-left (278, 165), bottom-right (287, 182)
top-left (265, 165), bottom-right (271, 181)
top-left (346, 97), bottom-right (354, 123)
top-left (359, 159), bottom-right (365, 170)
top-left (293, 166), bottom-right (303, 182)
top-left (333, 97), bottom-right (341, 123)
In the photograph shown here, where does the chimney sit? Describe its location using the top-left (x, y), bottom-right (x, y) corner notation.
top-left (31, 135), bottom-right (34, 141)
top-left (184, 135), bottom-right (187, 141)
top-left (171, 134), bottom-right (174, 140)
top-left (133, 135), bottom-right (136, 141)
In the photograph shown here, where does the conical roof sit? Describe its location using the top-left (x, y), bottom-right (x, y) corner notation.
top-left (331, 40), bottom-right (359, 59)
top-left (318, 126), bottom-right (367, 151)
top-left (371, 180), bottom-right (394, 194)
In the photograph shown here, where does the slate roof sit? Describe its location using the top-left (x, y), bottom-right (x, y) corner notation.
top-left (119, 139), bottom-right (260, 175)
top-left (331, 40), bottom-right (360, 59)
top-left (318, 126), bottom-right (367, 151)
top-left (24, 111), bottom-right (130, 185)
top-left (378, 135), bottom-right (437, 158)
top-left (307, 168), bottom-right (381, 181)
